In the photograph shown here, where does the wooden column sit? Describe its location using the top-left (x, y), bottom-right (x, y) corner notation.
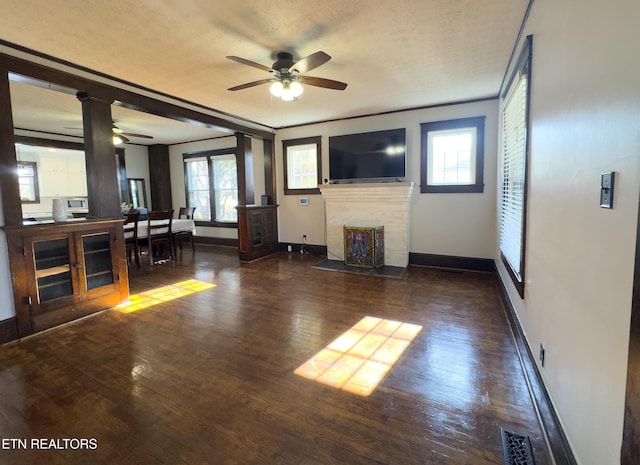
top-left (77, 92), bottom-right (121, 218)
top-left (0, 70), bottom-right (22, 226)
top-left (263, 138), bottom-right (276, 205)
top-left (235, 133), bottom-right (254, 205)
top-left (147, 144), bottom-right (172, 210)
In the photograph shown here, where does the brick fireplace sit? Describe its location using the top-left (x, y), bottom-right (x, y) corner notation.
top-left (320, 182), bottom-right (414, 267)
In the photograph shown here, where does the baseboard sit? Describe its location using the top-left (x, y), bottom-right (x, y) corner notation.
top-left (0, 317), bottom-right (18, 344)
top-left (193, 236), bottom-right (238, 247)
top-left (409, 252), bottom-right (496, 272)
top-left (278, 242), bottom-right (327, 256)
top-left (495, 274), bottom-right (577, 465)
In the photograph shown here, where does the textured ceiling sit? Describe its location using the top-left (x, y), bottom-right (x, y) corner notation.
top-left (1, 0), bottom-right (528, 144)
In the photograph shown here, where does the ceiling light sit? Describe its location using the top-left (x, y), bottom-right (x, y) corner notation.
top-left (270, 79), bottom-right (303, 101)
top-left (270, 81), bottom-right (284, 97)
top-left (113, 135), bottom-right (125, 145)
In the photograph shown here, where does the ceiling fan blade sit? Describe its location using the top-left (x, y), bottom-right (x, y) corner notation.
top-left (226, 56), bottom-right (274, 73)
top-left (300, 76), bottom-right (348, 90)
top-left (290, 51), bottom-right (331, 74)
top-left (228, 78), bottom-right (275, 91)
top-left (121, 132), bottom-right (154, 139)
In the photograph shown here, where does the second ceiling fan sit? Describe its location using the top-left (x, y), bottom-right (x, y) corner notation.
top-left (227, 51), bottom-right (348, 100)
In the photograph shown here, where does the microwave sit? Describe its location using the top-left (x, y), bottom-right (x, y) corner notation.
top-left (67, 198), bottom-right (87, 209)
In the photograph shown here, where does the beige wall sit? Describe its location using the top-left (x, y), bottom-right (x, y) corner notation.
top-left (497, 1), bottom-right (640, 464)
top-left (276, 99), bottom-right (499, 258)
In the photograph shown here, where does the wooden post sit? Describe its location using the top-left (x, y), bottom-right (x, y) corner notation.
top-left (77, 92), bottom-right (121, 218)
top-left (0, 70), bottom-right (22, 226)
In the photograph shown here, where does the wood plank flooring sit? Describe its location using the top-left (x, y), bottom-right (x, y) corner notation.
top-left (0, 246), bottom-right (551, 465)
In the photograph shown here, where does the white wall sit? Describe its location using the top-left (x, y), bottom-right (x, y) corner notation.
top-left (497, 1), bottom-right (640, 464)
top-left (168, 135), bottom-right (267, 240)
top-left (123, 144), bottom-right (150, 208)
top-left (276, 99), bottom-right (498, 259)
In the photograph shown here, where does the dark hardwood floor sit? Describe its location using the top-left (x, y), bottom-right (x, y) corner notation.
top-left (0, 246), bottom-right (551, 465)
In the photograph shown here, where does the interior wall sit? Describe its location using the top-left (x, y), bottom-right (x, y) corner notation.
top-left (496, 1), bottom-right (640, 464)
top-left (275, 99), bottom-right (498, 258)
top-left (123, 144), bottom-right (150, 208)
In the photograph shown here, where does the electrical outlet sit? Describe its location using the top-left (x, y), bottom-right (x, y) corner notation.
top-left (539, 343), bottom-right (545, 367)
top-left (303, 234), bottom-right (307, 243)
top-left (287, 245), bottom-right (292, 252)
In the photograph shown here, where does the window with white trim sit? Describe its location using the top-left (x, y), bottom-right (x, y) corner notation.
top-left (420, 117), bottom-right (485, 193)
top-left (184, 150), bottom-right (238, 225)
top-left (499, 36), bottom-right (532, 297)
top-left (17, 161), bottom-right (39, 203)
top-left (283, 136), bottom-right (321, 194)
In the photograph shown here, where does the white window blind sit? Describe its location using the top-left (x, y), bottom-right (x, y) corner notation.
top-left (499, 70), bottom-right (528, 282)
top-left (184, 157), bottom-right (211, 221)
top-left (211, 154), bottom-right (238, 223)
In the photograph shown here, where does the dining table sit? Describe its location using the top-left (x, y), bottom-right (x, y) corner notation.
top-left (124, 218), bottom-right (195, 239)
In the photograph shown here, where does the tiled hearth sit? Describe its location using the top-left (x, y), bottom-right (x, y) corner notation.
top-left (320, 182), bottom-right (414, 267)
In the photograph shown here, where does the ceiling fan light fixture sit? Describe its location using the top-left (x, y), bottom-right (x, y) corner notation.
top-left (290, 81), bottom-right (304, 97)
top-left (270, 81), bottom-right (284, 97)
top-left (281, 83), bottom-right (295, 101)
top-left (113, 134), bottom-right (126, 145)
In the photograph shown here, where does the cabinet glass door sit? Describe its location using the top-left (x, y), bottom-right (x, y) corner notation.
top-left (33, 238), bottom-right (73, 302)
top-left (81, 233), bottom-right (114, 291)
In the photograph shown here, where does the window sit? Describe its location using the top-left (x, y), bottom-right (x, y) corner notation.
top-left (184, 149), bottom-right (238, 226)
top-left (420, 116), bottom-right (485, 193)
top-left (283, 136), bottom-right (321, 195)
top-left (499, 36), bottom-right (532, 298)
top-left (18, 161), bottom-right (39, 203)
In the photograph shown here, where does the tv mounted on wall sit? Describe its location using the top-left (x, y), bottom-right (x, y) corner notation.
top-left (329, 128), bottom-right (406, 183)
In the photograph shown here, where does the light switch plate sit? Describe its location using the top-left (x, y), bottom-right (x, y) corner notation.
top-left (600, 172), bottom-right (615, 208)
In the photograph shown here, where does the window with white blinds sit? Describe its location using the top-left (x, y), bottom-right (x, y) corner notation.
top-left (499, 37), bottom-right (531, 297)
top-left (184, 150), bottom-right (238, 225)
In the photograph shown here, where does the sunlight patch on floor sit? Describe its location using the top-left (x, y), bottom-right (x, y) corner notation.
top-left (116, 279), bottom-right (216, 313)
top-left (294, 316), bottom-right (422, 396)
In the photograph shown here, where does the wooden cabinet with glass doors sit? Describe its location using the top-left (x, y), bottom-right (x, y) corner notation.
top-left (3, 219), bottom-right (129, 337)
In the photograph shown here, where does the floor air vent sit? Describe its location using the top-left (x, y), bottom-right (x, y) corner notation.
top-left (500, 427), bottom-right (536, 465)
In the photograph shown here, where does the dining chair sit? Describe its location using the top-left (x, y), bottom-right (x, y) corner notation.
top-left (145, 209), bottom-right (174, 265)
top-left (175, 207), bottom-right (196, 252)
top-left (123, 211), bottom-right (140, 267)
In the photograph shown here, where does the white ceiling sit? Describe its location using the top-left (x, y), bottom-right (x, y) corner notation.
top-left (1, 0), bottom-right (529, 145)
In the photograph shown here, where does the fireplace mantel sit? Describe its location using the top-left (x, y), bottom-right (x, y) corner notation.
top-left (320, 182), bottom-right (414, 267)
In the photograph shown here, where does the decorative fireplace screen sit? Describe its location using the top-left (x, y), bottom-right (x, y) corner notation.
top-left (343, 226), bottom-right (384, 268)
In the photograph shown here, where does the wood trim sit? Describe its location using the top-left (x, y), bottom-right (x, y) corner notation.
top-left (148, 145), bottom-right (173, 211)
top-left (278, 242), bottom-right (327, 256)
top-left (263, 139), bottom-right (276, 204)
top-left (193, 236), bottom-right (238, 247)
top-left (495, 272), bottom-right (578, 465)
top-left (0, 317), bottom-right (18, 344)
top-left (0, 70), bottom-right (22, 226)
top-left (0, 47), bottom-right (274, 140)
top-left (409, 252), bottom-right (495, 272)
top-left (282, 136), bottom-right (322, 195)
top-left (235, 133), bottom-right (254, 206)
top-left (419, 116), bottom-right (485, 194)
top-left (621, 190), bottom-right (640, 464)
top-left (277, 96), bottom-right (498, 130)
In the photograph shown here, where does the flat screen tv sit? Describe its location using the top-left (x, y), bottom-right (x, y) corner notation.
top-left (329, 128), bottom-right (406, 182)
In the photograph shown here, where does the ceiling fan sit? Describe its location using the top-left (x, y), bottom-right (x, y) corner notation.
top-left (110, 122), bottom-right (153, 144)
top-left (64, 121), bottom-right (154, 144)
top-left (227, 51), bottom-right (348, 101)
